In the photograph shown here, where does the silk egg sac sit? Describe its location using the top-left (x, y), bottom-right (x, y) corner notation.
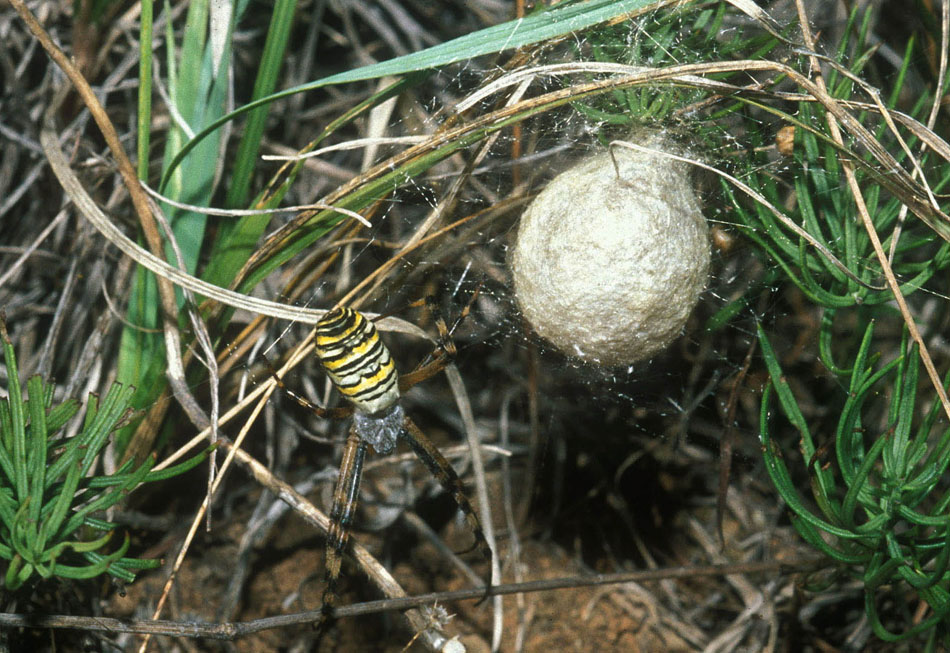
top-left (509, 135), bottom-right (710, 367)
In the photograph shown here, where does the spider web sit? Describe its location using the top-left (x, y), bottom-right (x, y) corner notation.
top-left (255, 2), bottom-right (950, 649)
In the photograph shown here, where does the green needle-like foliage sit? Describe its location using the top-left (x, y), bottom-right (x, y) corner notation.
top-left (574, 2), bottom-right (780, 130)
top-left (760, 322), bottom-right (950, 643)
top-left (693, 5), bottom-right (950, 644)
top-left (0, 319), bottom-right (208, 591)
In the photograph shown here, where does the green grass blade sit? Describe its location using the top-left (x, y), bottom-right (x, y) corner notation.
top-left (161, 0), bottom-right (659, 191)
top-left (225, 0), bottom-right (298, 209)
top-left (205, 74), bottom-right (422, 292)
top-left (118, 0), bottom-right (243, 448)
top-left (137, 0), bottom-right (153, 180)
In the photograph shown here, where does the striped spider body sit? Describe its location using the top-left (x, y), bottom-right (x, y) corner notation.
top-left (268, 295), bottom-right (491, 629)
top-left (316, 308), bottom-right (404, 454)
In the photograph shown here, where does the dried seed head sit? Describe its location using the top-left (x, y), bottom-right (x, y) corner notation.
top-left (510, 135), bottom-right (710, 366)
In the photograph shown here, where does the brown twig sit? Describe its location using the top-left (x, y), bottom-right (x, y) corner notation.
top-left (0, 557), bottom-right (826, 641)
top-left (717, 336), bottom-right (757, 548)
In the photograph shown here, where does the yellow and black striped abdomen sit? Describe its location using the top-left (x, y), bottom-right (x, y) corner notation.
top-left (315, 307), bottom-right (400, 415)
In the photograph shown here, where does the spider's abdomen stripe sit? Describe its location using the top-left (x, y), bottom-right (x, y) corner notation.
top-left (315, 307), bottom-right (400, 415)
top-left (321, 337), bottom-right (387, 374)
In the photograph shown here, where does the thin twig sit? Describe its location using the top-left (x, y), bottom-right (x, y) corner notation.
top-left (0, 557), bottom-right (825, 640)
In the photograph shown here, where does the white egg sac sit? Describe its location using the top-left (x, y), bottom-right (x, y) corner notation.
top-left (510, 135), bottom-right (710, 366)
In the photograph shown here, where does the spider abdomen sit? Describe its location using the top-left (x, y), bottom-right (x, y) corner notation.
top-left (315, 307), bottom-right (400, 416)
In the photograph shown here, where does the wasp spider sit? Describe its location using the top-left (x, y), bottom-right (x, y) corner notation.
top-left (269, 294), bottom-right (492, 625)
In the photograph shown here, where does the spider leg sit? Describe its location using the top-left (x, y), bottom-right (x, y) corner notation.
top-left (261, 352), bottom-right (353, 420)
top-left (316, 425), bottom-right (367, 629)
top-left (397, 352), bottom-right (451, 392)
top-left (402, 416), bottom-right (492, 587)
top-left (398, 284), bottom-right (482, 393)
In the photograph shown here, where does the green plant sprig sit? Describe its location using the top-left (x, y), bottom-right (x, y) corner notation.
top-left (759, 321), bottom-right (950, 642)
top-left (0, 318), bottom-right (208, 591)
top-left (719, 9), bottom-right (950, 321)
